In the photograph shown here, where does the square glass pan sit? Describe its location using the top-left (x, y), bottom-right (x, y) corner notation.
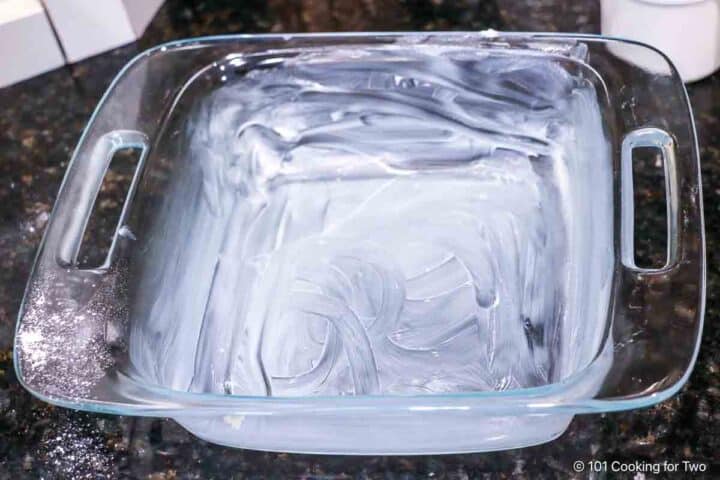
top-left (14, 32), bottom-right (704, 454)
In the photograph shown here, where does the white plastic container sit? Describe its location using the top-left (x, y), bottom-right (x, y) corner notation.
top-left (601, 0), bottom-right (720, 82)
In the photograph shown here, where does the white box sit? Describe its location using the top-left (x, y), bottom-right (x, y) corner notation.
top-left (42, 0), bottom-right (164, 63)
top-left (0, 0), bottom-right (65, 88)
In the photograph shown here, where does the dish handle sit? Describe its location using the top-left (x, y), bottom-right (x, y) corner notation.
top-left (55, 130), bottom-right (149, 269)
top-left (599, 125), bottom-right (705, 403)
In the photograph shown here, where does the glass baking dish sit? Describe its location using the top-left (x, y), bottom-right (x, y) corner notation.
top-left (14, 32), bottom-right (705, 454)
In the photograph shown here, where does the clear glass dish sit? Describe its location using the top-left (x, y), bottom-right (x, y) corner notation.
top-left (14, 32), bottom-right (705, 454)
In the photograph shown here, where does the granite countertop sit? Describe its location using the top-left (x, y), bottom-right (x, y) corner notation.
top-left (0, 1), bottom-right (718, 478)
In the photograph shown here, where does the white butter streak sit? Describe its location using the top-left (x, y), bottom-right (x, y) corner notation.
top-left (129, 44), bottom-right (613, 397)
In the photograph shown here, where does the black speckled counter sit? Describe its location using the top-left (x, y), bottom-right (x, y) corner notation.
top-left (0, 1), bottom-right (718, 478)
